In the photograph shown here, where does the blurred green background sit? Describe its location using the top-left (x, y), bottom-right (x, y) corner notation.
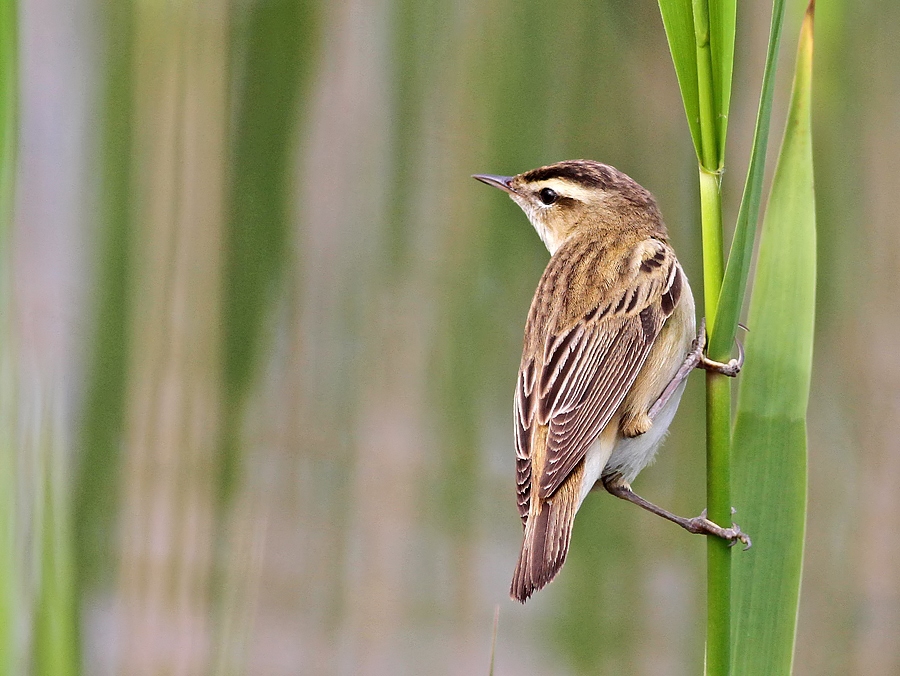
top-left (7, 0), bottom-right (899, 673)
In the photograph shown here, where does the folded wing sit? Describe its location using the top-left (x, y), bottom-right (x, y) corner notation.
top-left (514, 236), bottom-right (685, 516)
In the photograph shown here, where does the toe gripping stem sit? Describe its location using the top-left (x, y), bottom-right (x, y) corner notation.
top-left (696, 317), bottom-right (744, 377)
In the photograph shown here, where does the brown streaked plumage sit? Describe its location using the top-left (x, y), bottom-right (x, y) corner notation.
top-left (474, 160), bottom-right (748, 603)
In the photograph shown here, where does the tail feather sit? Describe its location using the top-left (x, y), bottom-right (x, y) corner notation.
top-left (510, 472), bottom-right (580, 603)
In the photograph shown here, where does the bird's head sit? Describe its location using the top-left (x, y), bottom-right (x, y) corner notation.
top-left (474, 159), bottom-right (667, 254)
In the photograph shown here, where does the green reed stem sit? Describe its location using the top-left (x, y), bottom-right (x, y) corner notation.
top-left (706, 370), bottom-right (733, 676)
top-left (699, 161), bottom-right (732, 676)
top-left (694, 1), bottom-right (732, 670)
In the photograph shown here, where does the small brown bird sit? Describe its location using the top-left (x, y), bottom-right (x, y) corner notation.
top-left (474, 160), bottom-right (748, 603)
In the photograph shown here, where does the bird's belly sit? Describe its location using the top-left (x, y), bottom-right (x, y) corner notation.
top-left (605, 378), bottom-right (688, 483)
top-left (577, 376), bottom-right (688, 508)
top-left (603, 273), bottom-right (696, 483)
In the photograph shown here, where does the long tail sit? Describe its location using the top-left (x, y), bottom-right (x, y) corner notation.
top-left (510, 470), bottom-right (580, 603)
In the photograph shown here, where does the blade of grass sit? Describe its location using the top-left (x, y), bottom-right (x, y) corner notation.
top-left (691, 0), bottom-right (720, 171)
top-left (731, 4), bottom-right (816, 673)
top-left (708, 0), bottom-right (735, 167)
top-left (658, 0), bottom-right (733, 169)
top-left (657, 0), bottom-right (702, 159)
top-left (702, 17), bottom-right (790, 664)
top-left (708, 0), bottom-right (787, 364)
top-left (0, 0), bottom-right (17, 672)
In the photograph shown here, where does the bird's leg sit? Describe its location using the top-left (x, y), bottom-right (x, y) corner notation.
top-left (602, 475), bottom-right (751, 549)
top-left (647, 318), bottom-right (743, 421)
top-left (696, 318), bottom-right (744, 377)
top-left (647, 326), bottom-right (704, 420)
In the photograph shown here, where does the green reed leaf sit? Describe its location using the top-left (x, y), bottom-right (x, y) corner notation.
top-left (708, 0), bottom-right (786, 363)
top-left (657, 0), bottom-right (702, 157)
top-left (708, 0), bottom-right (735, 167)
top-left (731, 5), bottom-right (816, 673)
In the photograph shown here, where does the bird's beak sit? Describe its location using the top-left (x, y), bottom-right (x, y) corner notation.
top-left (472, 174), bottom-right (516, 195)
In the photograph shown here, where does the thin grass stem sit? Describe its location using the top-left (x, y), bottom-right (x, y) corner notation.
top-left (699, 168), bottom-right (725, 331)
top-left (706, 372), bottom-right (733, 676)
top-left (694, 2), bottom-right (732, 671)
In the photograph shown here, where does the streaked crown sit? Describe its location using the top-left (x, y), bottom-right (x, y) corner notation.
top-left (474, 160), bottom-right (667, 254)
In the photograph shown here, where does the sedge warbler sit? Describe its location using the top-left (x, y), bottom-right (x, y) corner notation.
top-left (474, 160), bottom-right (748, 603)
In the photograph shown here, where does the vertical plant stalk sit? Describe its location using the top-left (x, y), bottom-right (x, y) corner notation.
top-left (700, 172), bottom-right (733, 676)
top-left (0, 0), bottom-right (16, 672)
top-left (705, 369), bottom-right (732, 675)
top-left (700, 160), bottom-right (732, 676)
top-left (693, 2), bottom-right (732, 673)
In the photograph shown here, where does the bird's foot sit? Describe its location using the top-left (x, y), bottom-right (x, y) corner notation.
top-left (685, 509), bottom-right (751, 550)
top-left (695, 318), bottom-right (744, 377)
top-left (698, 351), bottom-right (743, 377)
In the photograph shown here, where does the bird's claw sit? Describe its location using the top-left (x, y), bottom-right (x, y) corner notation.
top-left (695, 318), bottom-right (744, 377)
top-left (686, 511), bottom-right (751, 550)
top-left (727, 526), bottom-right (752, 551)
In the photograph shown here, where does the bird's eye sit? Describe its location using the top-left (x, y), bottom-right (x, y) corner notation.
top-left (539, 187), bottom-right (558, 205)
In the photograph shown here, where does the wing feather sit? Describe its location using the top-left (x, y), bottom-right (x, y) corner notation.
top-left (514, 235), bottom-right (686, 510)
top-left (542, 318), bottom-right (656, 496)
